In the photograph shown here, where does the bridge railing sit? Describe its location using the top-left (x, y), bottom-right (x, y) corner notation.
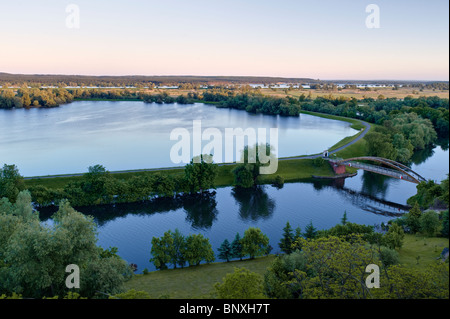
top-left (343, 161), bottom-right (417, 182)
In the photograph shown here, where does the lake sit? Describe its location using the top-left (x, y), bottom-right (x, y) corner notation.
top-left (0, 101), bottom-right (358, 177)
top-left (2, 101), bottom-right (447, 273)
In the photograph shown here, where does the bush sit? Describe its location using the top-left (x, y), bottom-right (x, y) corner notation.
top-left (419, 210), bottom-right (440, 236)
top-left (214, 268), bottom-right (265, 299)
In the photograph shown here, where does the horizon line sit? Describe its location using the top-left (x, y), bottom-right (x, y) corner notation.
top-left (0, 71), bottom-right (448, 83)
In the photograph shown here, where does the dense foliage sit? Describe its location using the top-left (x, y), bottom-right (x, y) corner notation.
top-left (263, 236), bottom-right (448, 299)
top-left (150, 230), bottom-right (215, 270)
top-left (407, 174), bottom-right (449, 209)
top-left (28, 160), bottom-right (219, 207)
top-left (0, 192), bottom-right (132, 298)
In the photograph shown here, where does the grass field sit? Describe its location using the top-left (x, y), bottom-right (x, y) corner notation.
top-left (260, 87), bottom-right (449, 100)
top-left (300, 110), bottom-right (366, 131)
top-left (124, 255), bottom-right (276, 299)
top-left (398, 234), bottom-right (449, 270)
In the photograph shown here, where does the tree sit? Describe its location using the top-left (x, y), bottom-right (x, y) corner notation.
top-left (150, 231), bottom-right (175, 270)
top-left (383, 223), bottom-right (405, 249)
top-left (0, 196), bottom-right (131, 298)
top-left (419, 210), bottom-right (440, 236)
top-left (214, 268), bottom-right (265, 299)
top-left (294, 227), bottom-right (302, 241)
top-left (439, 175), bottom-right (449, 206)
top-left (21, 92), bottom-right (31, 107)
top-left (241, 227), bottom-right (269, 259)
top-left (263, 250), bottom-right (308, 299)
top-left (150, 173), bottom-right (176, 198)
top-left (406, 202), bottom-right (422, 233)
top-left (232, 143), bottom-right (276, 188)
top-left (231, 233), bottom-right (244, 261)
top-left (364, 131), bottom-right (397, 160)
top-left (303, 221), bottom-right (318, 239)
top-left (184, 234), bottom-right (215, 266)
top-left (232, 165), bottom-right (254, 188)
top-left (289, 236), bottom-right (380, 299)
top-left (279, 222), bottom-right (295, 254)
top-left (378, 246), bottom-right (400, 269)
top-left (184, 154), bottom-right (218, 194)
top-left (0, 164), bottom-right (25, 203)
top-left (172, 229), bottom-right (187, 268)
top-left (218, 239), bottom-right (233, 262)
top-left (407, 180), bottom-right (445, 209)
top-left (82, 164), bottom-right (113, 204)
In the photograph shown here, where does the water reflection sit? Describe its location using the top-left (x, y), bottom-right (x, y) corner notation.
top-left (183, 192), bottom-right (219, 230)
top-left (231, 186), bottom-right (275, 221)
top-left (360, 171), bottom-right (391, 199)
top-left (39, 192), bottom-right (219, 230)
top-left (332, 186), bottom-right (407, 217)
top-left (295, 177), bottom-right (408, 217)
top-left (410, 147), bottom-right (435, 166)
top-left (36, 168), bottom-right (423, 229)
top-left (437, 138), bottom-right (449, 151)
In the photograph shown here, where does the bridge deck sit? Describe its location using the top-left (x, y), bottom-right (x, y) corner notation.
top-left (343, 161), bottom-right (419, 183)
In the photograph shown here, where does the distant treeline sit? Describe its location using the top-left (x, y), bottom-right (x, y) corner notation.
top-left (0, 87), bottom-right (303, 117)
top-left (300, 94), bottom-right (449, 137)
top-left (1, 72), bottom-right (448, 89)
top-left (0, 73), bottom-right (317, 88)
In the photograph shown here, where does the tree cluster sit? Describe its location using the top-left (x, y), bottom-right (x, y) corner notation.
top-left (29, 158), bottom-right (217, 207)
top-left (0, 192), bottom-right (132, 299)
top-left (150, 229), bottom-right (215, 270)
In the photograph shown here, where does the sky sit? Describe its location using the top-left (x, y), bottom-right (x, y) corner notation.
top-left (0, 0), bottom-right (448, 81)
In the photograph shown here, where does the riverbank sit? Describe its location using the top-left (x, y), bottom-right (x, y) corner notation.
top-left (23, 157), bottom-right (346, 190)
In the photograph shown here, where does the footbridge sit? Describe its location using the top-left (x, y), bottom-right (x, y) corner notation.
top-left (328, 156), bottom-right (427, 184)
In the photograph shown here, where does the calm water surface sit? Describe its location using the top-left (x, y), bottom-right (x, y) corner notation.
top-left (0, 101), bottom-right (357, 176)
top-left (39, 145), bottom-right (448, 273)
